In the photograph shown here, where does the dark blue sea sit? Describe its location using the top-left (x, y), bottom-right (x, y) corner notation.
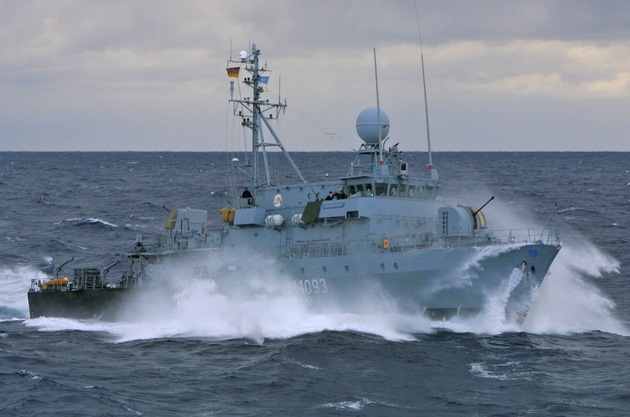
top-left (1, 151), bottom-right (628, 416)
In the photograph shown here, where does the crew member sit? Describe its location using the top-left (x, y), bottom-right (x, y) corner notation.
top-left (241, 187), bottom-right (253, 204)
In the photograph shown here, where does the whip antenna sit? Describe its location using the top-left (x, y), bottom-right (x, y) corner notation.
top-left (414, 2), bottom-right (438, 180)
top-left (373, 47), bottom-right (384, 165)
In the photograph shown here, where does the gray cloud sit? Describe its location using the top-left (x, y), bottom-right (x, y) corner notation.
top-left (0, 0), bottom-right (628, 151)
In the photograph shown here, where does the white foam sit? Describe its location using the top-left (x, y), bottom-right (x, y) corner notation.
top-left (470, 362), bottom-right (510, 380)
top-left (320, 398), bottom-right (375, 411)
top-left (56, 218), bottom-right (118, 228)
top-left (106, 272), bottom-right (433, 343)
top-left (0, 265), bottom-right (45, 320)
top-left (437, 235), bottom-right (626, 336)
top-left (522, 240), bottom-right (627, 335)
top-left (25, 256), bottom-right (432, 343)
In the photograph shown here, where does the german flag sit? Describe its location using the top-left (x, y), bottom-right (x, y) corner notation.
top-left (227, 67), bottom-right (240, 78)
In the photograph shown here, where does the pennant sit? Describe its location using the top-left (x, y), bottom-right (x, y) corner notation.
top-left (259, 76), bottom-right (270, 84)
top-left (227, 67), bottom-right (240, 78)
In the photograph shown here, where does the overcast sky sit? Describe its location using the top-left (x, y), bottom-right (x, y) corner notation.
top-left (1, 0), bottom-right (628, 152)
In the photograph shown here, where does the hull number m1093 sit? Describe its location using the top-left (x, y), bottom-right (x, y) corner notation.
top-left (294, 279), bottom-right (328, 295)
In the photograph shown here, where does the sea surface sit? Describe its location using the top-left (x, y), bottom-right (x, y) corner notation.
top-left (0, 151), bottom-right (628, 416)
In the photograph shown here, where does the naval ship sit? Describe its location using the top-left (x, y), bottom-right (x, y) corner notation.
top-left (28, 44), bottom-right (561, 321)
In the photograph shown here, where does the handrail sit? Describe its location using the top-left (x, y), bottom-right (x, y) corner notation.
top-left (285, 227), bottom-right (559, 259)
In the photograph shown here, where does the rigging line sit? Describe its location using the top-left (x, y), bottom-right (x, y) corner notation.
top-left (225, 41), bottom-right (239, 197)
top-left (231, 67), bottom-right (250, 163)
top-left (227, 93), bottom-right (248, 195)
top-left (230, 82), bottom-right (249, 157)
top-left (290, 105), bottom-right (342, 142)
top-left (225, 88), bottom-right (235, 194)
top-left (413, 1), bottom-right (435, 172)
top-left (225, 44), bottom-right (232, 157)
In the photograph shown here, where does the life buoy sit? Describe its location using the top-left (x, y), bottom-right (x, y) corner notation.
top-left (383, 239), bottom-right (390, 249)
top-left (273, 193), bottom-right (283, 207)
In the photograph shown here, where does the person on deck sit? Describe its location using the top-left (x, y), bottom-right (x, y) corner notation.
top-left (241, 187), bottom-right (253, 204)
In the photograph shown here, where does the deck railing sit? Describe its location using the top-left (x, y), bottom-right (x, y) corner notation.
top-left (285, 227), bottom-right (559, 259)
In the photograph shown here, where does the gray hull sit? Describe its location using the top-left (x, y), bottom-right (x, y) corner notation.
top-left (215, 242), bottom-right (560, 318)
top-left (27, 288), bottom-right (138, 320)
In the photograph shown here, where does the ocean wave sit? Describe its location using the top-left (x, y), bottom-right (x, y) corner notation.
top-left (557, 206), bottom-right (599, 214)
top-left (36, 197), bottom-right (52, 206)
top-left (558, 206), bottom-right (589, 213)
top-left (129, 215), bottom-right (156, 220)
top-left (57, 218), bottom-right (119, 228)
top-left (0, 264), bottom-right (44, 319)
top-left (320, 397), bottom-right (376, 411)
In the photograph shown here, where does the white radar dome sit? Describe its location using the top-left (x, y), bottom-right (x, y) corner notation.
top-left (355, 107), bottom-right (390, 144)
top-left (239, 50), bottom-right (247, 60)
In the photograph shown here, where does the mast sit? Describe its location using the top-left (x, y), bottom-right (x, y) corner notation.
top-left (227, 44), bottom-right (306, 199)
